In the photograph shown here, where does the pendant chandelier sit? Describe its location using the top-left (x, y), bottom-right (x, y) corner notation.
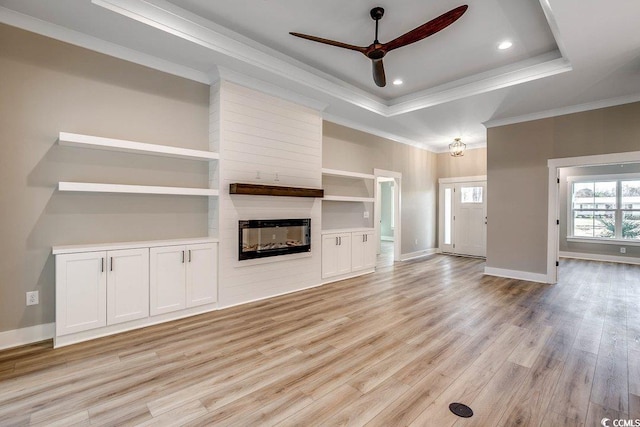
top-left (449, 138), bottom-right (466, 157)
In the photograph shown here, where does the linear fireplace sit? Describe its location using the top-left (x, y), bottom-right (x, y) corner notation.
top-left (239, 219), bottom-right (311, 260)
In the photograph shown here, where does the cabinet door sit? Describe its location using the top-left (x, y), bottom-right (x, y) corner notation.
top-left (150, 246), bottom-right (186, 316)
top-left (322, 234), bottom-right (339, 279)
top-left (336, 233), bottom-right (352, 275)
top-left (106, 248), bottom-right (149, 325)
top-left (363, 232), bottom-right (377, 269)
top-left (186, 243), bottom-right (218, 308)
top-left (56, 251), bottom-right (107, 336)
top-left (351, 232), bottom-right (366, 271)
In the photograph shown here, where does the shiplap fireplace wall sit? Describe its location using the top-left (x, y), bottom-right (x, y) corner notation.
top-left (209, 81), bottom-right (323, 307)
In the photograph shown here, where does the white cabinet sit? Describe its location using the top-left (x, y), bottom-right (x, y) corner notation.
top-left (56, 248), bottom-right (148, 336)
top-left (322, 230), bottom-right (376, 279)
top-left (107, 249), bottom-right (149, 325)
top-left (150, 246), bottom-right (186, 316)
top-left (56, 252), bottom-right (107, 336)
top-left (352, 231), bottom-right (376, 272)
top-left (186, 243), bottom-right (218, 308)
top-left (150, 243), bottom-right (218, 316)
top-left (54, 238), bottom-right (218, 347)
top-left (322, 233), bottom-right (352, 279)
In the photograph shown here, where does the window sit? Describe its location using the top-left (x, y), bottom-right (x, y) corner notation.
top-left (570, 177), bottom-right (640, 240)
top-left (460, 186), bottom-right (483, 203)
top-left (444, 188), bottom-right (452, 245)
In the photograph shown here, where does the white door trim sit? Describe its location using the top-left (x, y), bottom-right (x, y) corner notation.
top-left (547, 150), bottom-right (640, 283)
top-left (374, 169), bottom-right (402, 262)
top-left (438, 176), bottom-right (487, 256)
top-left (438, 175), bottom-right (487, 184)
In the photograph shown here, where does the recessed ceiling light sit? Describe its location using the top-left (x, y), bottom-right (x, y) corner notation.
top-left (393, 79), bottom-right (403, 85)
top-left (498, 41), bottom-right (513, 50)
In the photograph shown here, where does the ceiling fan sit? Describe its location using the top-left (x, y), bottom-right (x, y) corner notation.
top-left (290, 5), bottom-right (468, 87)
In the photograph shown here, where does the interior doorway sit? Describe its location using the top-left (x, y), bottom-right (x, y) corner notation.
top-left (439, 176), bottom-right (487, 257)
top-left (547, 151), bottom-right (640, 283)
top-left (379, 177), bottom-right (395, 245)
top-left (374, 169), bottom-right (401, 262)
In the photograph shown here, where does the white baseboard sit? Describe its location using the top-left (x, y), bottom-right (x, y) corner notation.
top-left (484, 267), bottom-right (550, 284)
top-left (0, 323), bottom-right (55, 351)
top-left (400, 248), bottom-right (438, 261)
top-left (321, 269), bottom-right (375, 285)
top-left (560, 251), bottom-right (640, 265)
top-left (381, 236), bottom-right (394, 242)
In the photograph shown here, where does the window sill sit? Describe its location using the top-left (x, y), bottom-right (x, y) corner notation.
top-left (566, 236), bottom-right (640, 247)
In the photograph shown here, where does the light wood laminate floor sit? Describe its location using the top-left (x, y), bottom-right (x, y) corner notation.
top-left (1, 256), bottom-right (639, 426)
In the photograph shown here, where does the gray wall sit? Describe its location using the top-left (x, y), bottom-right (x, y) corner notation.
top-left (437, 148), bottom-right (487, 179)
top-left (0, 24), bottom-right (210, 333)
top-left (559, 163), bottom-right (640, 259)
top-left (380, 181), bottom-right (394, 239)
top-left (323, 121), bottom-right (438, 254)
top-left (487, 102), bottom-right (640, 274)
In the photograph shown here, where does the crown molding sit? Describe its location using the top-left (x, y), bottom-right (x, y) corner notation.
top-left (1, 0), bottom-right (581, 153)
top-left (92, 0), bottom-right (573, 118)
top-left (0, 6), bottom-right (210, 84)
top-left (537, 0), bottom-right (570, 61)
top-left (387, 53), bottom-right (571, 116)
top-left (484, 93), bottom-right (640, 128)
top-left (91, 0), bottom-right (388, 115)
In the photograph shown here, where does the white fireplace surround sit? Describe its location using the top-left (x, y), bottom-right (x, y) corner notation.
top-left (210, 81), bottom-right (323, 308)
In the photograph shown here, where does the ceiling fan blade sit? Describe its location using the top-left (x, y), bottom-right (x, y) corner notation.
top-left (372, 59), bottom-right (386, 87)
top-left (383, 5), bottom-right (468, 53)
top-left (289, 32), bottom-right (366, 53)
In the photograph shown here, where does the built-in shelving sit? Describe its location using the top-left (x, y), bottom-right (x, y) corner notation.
top-left (58, 132), bottom-right (219, 161)
top-left (322, 168), bottom-right (375, 203)
top-left (322, 195), bottom-right (375, 203)
top-left (321, 168), bottom-right (375, 180)
top-left (58, 182), bottom-right (219, 196)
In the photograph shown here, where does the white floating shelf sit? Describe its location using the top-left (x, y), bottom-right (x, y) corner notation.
top-left (58, 132), bottom-right (219, 161)
top-left (322, 168), bottom-right (375, 180)
top-left (58, 182), bottom-right (219, 196)
top-left (322, 195), bottom-right (375, 203)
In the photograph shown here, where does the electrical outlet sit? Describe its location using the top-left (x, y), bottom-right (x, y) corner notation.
top-left (363, 211), bottom-right (370, 219)
top-left (26, 291), bottom-right (39, 306)
top-left (620, 247), bottom-right (626, 254)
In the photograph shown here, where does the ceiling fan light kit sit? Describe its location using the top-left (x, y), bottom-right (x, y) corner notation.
top-left (290, 5), bottom-right (468, 87)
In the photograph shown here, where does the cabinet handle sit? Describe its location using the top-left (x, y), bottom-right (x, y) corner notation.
top-left (335, 237), bottom-right (338, 246)
top-left (188, 250), bottom-right (192, 263)
top-left (110, 257), bottom-right (113, 272)
top-left (182, 251), bottom-right (185, 263)
top-left (101, 258), bottom-right (104, 273)
top-left (339, 237), bottom-right (342, 245)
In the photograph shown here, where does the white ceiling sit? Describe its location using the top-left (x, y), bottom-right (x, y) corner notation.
top-left (1, 0), bottom-right (639, 151)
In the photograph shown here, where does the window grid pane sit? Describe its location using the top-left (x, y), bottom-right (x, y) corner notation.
top-left (622, 211), bottom-right (640, 240)
top-left (460, 186), bottom-right (483, 204)
top-left (573, 211), bottom-right (615, 238)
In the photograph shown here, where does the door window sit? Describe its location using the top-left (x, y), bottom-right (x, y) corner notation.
top-left (460, 186), bottom-right (483, 203)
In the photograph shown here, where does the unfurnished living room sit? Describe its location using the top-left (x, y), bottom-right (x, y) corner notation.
top-left (1, 0), bottom-right (639, 426)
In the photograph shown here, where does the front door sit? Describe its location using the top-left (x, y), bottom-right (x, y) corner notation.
top-left (439, 179), bottom-right (487, 257)
top-left (454, 183), bottom-right (487, 257)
